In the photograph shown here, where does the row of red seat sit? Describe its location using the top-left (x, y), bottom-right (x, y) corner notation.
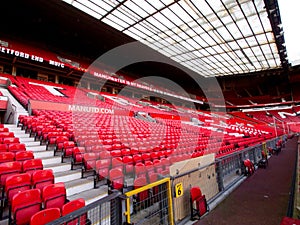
top-left (8, 183), bottom-right (86, 225)
top-left (30, 198), bottom-right (86, 225)
top-left (0, 159), bottom-right (44, 187)
top-left (0, 168), bottom-right (52, 219)
top-left (0, 151), bottom-right (34, 163)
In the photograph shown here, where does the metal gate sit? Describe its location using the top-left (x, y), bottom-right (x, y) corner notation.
top-left (124, 177), bottom-right (174, 225)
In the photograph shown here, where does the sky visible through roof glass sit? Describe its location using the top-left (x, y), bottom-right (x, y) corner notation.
top-left (277, 0), bottom-right (300, 66)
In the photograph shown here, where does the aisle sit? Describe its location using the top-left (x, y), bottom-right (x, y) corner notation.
top-left (194, 137), bottom-right (298, 225)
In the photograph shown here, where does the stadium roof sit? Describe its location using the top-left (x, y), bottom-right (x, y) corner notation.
top-left (62, 0), bottom-right (289, 78)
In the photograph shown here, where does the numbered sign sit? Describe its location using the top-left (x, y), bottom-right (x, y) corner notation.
top-left (175, 183), bottom-right (183, 198)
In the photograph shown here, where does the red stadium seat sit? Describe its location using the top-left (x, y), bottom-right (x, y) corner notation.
top-left (121, 148), bottom-right (131, 157)
top-left (280, 216), bottom-right (300, 225)
top-left (110, 150), bottom-right (122, 158)
top-left (0, 144), bottom-right (8, 152)
top-left (55, 135), bottom-right (70, 154)
top-left (109, 168), bottom-right (124, 192)
top-left (123, 155), bottom-right (134, 176)
top-left (15, 151), bottom-right (34, 162)
top-left (30, 207), bottom-right (61, 225)
top-left (145, 161), bottom-right (155, 178)
top-left (149, 173), bottom-right (160, 203)
top-left (22, 159), bottom-right (43, 175)
top-left (42, 182), bottom-right (67, 210)
top-left (71, 147), bottom-right (85, 170)
top-left (31, 169), bottom-right (54, 192)
top-left (8, 143), bottom-right (26, 153)
top-left (133, 154), bottom-right (142, 164)
top-left (111, 157), bottom-right (123, 171)
top-left (61, 198), bottom-right (86, 225)
top-left (95, 158), bottom-right (111, 183)
top-left (190, 186), bottom-right (209, 220)
top-left (9, 189), bottom-right (42, 225)
top-left (0, 161), bottom-right (22, 188)
top-left (82, 153), bottom-right (98, 176)
top-left (135, 163), bottom-right (147, 179)
top-left (3, 137), bottom-right (19, 145)
top-left (243, 159), bottom-right (255, 176)
top-left (99, 150), bottom-right (111, 159)
top-left (0, 128), bottom-right (9, 133)
top-left (141, 153), bottom-right (151, 163)
top-left (62, 141), bottom-right (75, 162)
top-left (4, 173), bottom-right (31, 204)
top-left (46, 132), bottom-right (61, 150)
top-left (0, 132), bottom-right (14, 141)
top-left (0, 152), bottom-right (15, 164)
top-left (133, 176), bottom-right (149, 212)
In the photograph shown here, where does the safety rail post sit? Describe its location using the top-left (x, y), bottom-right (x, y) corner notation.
top-left (215, 159), bottom-right (224, 192)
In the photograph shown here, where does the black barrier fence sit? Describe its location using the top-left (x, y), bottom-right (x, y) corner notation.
top-left (216, 137), bottom-right (279, 191)
top-left (49, 190), bottom-right (122, 225)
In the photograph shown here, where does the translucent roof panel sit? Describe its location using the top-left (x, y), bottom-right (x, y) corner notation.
top-left (63, 0), bottom-right (286, 77)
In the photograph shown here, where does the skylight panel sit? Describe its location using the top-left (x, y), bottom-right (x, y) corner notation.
top-left (137, 1), bottom-right (157, 15)
top-left (173, 55), bottom-right (187, 62)
top-left (160, 47), bottom-right (176, 57)
top-left (255, 33), bottom-right (268, 44)
top-left (92, 0), bottom-right (114, 11)
top-left (146, 16), bottom-right (168, 32)
top-left (236, 19), bottom-right (252, 36)
top-left (161, 9), bottom-right (183, 27)
top-left (193, 0), bottom-right (216, 17)
top-left (237, 39), bottom-right (249, 48)
top-left (113, 9), bottom-right (136, 26)
top-left (105, 14), bottom-right (129, 29)
top-left (123, 29), bottom-right (141, 41)
top-left (217, 26), bottom-right (233, 42)
top-left (147, 0), bottom-right (165, 10)
top-left (249, 16), bottom-right (264, 34)
top-left (169, 3), bottom-right (192, 24)
top-left (133, 23), bottom-right (154, 37)
top-left (78, 0), bottom-right (107, 15)
top-left (153, 12), bottom-right (175, 30)
top-left (177, 31), bottom-right (189, 41)
top-left (125, 1), bottom-right (148, 18)
top-left (200, 32), bottom-right (216, 46)
top-left (73, 1), bottom-right (101, 19)
top-left (101, 18), bottom-right (123, 31)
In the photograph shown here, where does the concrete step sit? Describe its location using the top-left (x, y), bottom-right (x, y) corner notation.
top-left (41, 156), bottom-right (61, 166)
top-left (4, 124), bottom-right (20, 130)
top-left (44, 162), bottom-right (71, 173)
top-left (54, 170), bottom-right (82, 183)
top-left (13, 132), bottom-right (29, 138)
top-left (19, 137), bottom-right (35, 143)
top-left (67, 185), bottom-right (108, 205)
top-left (25, 143), bottom-right (45, 149)
top-left (65, 178), bottom-right (95, 196)
top-left (33, 150), bottom-right (54, 159)
top-left (7, 127), bottom-right (27, 134)
top-left (4, 124), bottom-right (18, 128)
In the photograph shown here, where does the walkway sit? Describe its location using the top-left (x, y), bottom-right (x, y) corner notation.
top-left (193, 137), bottom-right (297, 225)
